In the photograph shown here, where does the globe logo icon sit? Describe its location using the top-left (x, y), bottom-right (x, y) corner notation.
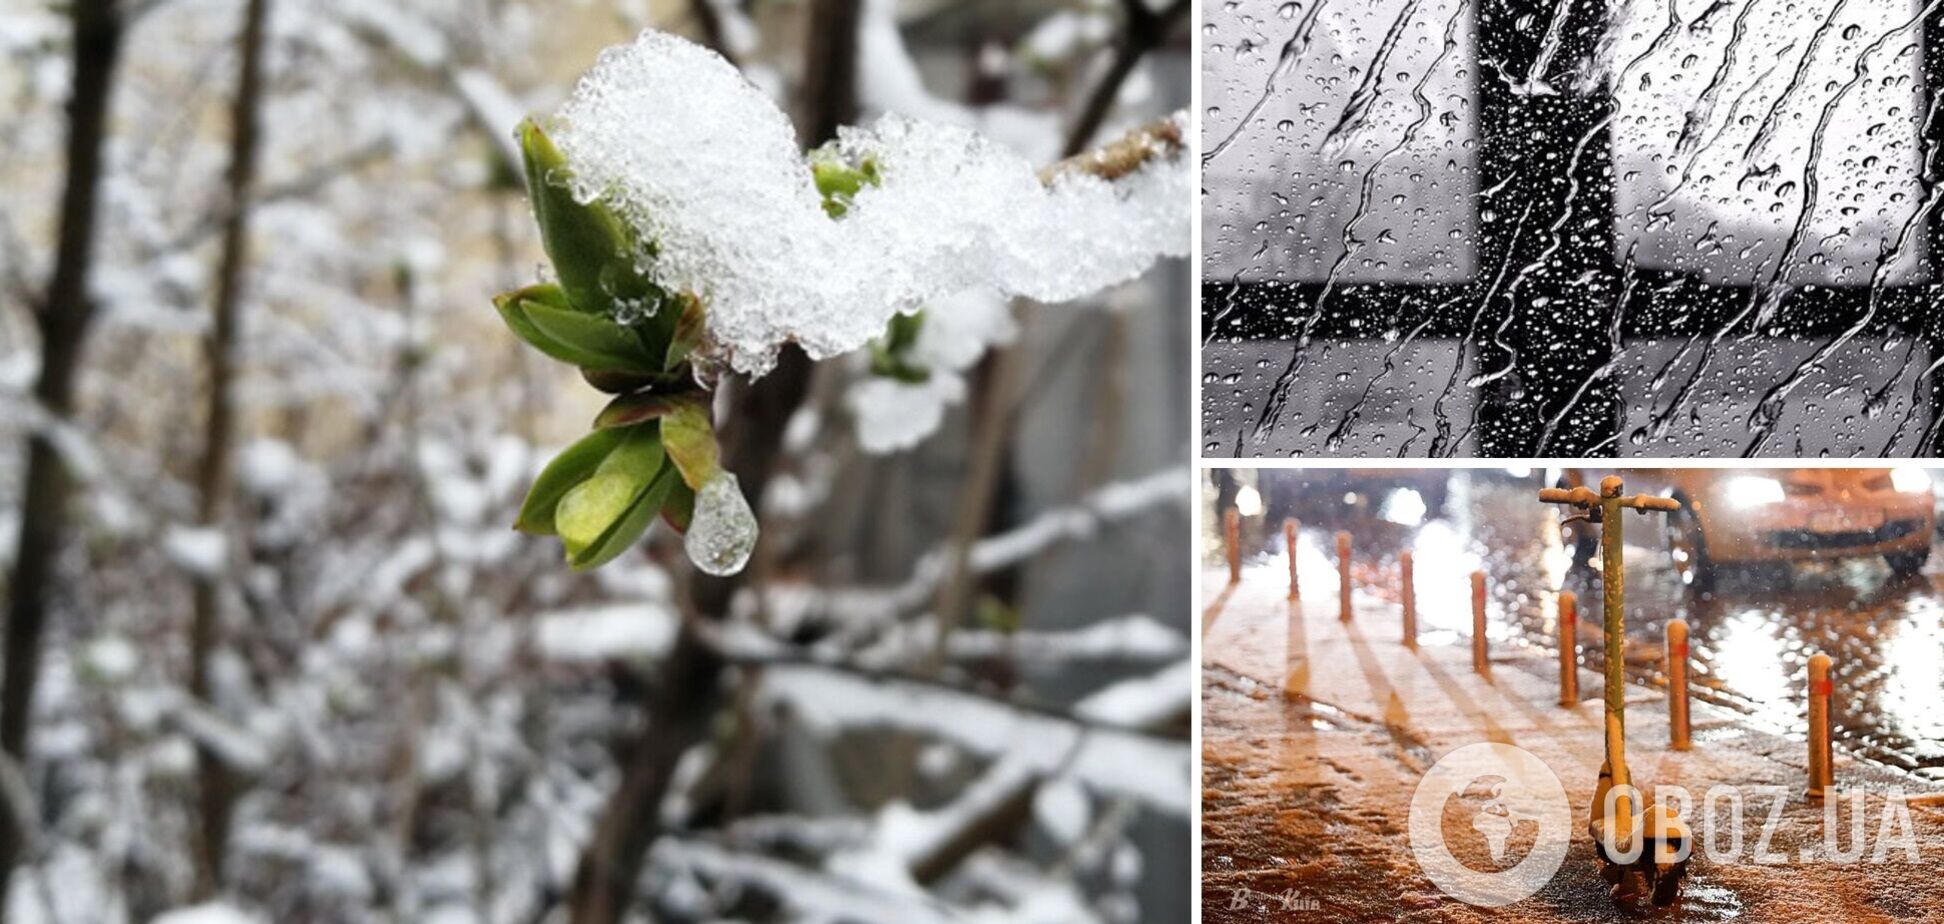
top-left (1408, 743), bottom-right (1572, 907)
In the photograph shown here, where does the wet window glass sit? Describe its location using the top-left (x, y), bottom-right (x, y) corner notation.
top-left (1203, 0), bottom-right (1477, 285)
top-left (1202, 0), bottom-right (1943, 458)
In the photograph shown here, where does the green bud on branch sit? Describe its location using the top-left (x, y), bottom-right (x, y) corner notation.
top-left (658, 396), bottom-right (722, 491)
top-left (868, 310), bottom-right (930, 383)
top-left (809, 150), bottom-right (880, 218)
top-left (496, 119), bottom-right (758, 573)
top-left (516, 422), bottom-right (678, 571)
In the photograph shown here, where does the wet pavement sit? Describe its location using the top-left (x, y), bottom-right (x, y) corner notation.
top-left (1216, 470), bottom-right (1944, 781)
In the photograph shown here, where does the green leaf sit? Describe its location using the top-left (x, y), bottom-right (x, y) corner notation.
top-left (557, 472), bottom-right (642, 556)
top-left (549, 423), bottom-right (668, 570)
top-left (659, 397), bottom-right (721, 490)
top-left (869, 352), bottom-right (931, 383)
top-left (592, 421), bottom-right (666, 478)
top-left (868, 310), bottom-right (931, 382)
top-left (568, 465), bottom-right (677, 571)
top-left (495, 285), bottom-right (601, 368)
top-left (884, 310), bottom-right (923, 352)
top-left (518, 120), bottom-right (660, 315)
top-left (514, 426), bottom-right (628, 535)
top-left (515, 120), bottom-right (687, 372)
top-left (522, 299), bottom-right (660, 372)
top-left (594, 392), bottom-right (683, 430)
top-left (660, 478), bottom-right (695, 534)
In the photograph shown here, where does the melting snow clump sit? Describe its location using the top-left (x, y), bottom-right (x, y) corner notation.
top-left (163, 525), bottom-right (228, 577)
top-left (847, 374), bottom-right (965, 454)
top-left (845, 288), bottom-right (1015, 452)
top-left (549, 30), bottom-right (1188, 376)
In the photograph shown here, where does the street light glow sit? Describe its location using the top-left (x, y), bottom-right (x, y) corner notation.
top-left (1891, 466), bottom-right (1932, 494)
top-left (1723, 475), bottom-right (1784, 509)
top-left (1235, 484), bottom-right (1263, 517)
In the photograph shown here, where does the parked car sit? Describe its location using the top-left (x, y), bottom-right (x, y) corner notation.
top-left (1550, 469), bottom-right (1936, 588)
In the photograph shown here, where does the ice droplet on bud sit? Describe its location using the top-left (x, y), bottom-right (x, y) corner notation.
top-left (684, 472), bottom-right (757, 575)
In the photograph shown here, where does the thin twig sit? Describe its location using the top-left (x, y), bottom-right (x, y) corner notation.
top-left (1062, 0), bottom-right (1190, 156)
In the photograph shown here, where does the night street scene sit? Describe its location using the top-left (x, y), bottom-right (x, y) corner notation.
top-left (1202, 467), bottom-right (1944, 920)
top-left (1201, 0), bottom-right (1944, 458)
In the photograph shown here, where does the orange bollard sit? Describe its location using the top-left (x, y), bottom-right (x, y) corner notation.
top-left (1557, 592), bottom-right (1578, 707)
top-left (1224, 508), bottom-right (1240, 585)
top-left (1807, 653), bottom-right (1834, 798)
top-left (1471, 570), bottom-right (1488, 673)
top-left (1336, 531), bottom-right (1353, 622)
top-left (1668, 619), bottom-right (1691, 750)
top-left (1284, 518), bottom-right (1300, 600)
top-left (1400, 550), bottom-right (1416, 648)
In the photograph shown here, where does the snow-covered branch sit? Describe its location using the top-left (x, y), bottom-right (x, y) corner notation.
top-left (750, 466), bottom-right (1187, 629)
top-left (759, 664), bottom-right (1187, 816)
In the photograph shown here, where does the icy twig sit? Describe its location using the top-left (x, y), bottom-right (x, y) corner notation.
top-left (652, 838), bottom-right (958, 923)
top-left (1072, 658), bottom-right (1192, 730)
top-left (1039, 117), bottom-right (1184, 184)
top-left (831, 752), bottom-right (1044, 884)
top-left (740, 467), bottom-right (1186, 630)
top-left (343, 6), bottom-right (522, 169)
top-left (169, 697), bottom-right (274, 776)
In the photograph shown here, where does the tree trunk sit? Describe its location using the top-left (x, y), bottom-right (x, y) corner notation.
top-left (0, 0), bottom-right (126, 909)
top-left (188, 0), bottom-right (271, 897)
top-left (564, 354), bottom-right (812, 924)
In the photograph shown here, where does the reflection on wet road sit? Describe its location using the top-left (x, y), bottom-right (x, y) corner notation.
top-left (1220, 470), bottom-right (1944, 781)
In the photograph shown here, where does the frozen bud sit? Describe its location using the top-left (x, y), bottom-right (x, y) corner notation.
top-left (684, 472), bottom-right (756, 576)
top-left (505, 120), bottom-right (686, 373)
top-left (808, 148), bottom-right (879, 218)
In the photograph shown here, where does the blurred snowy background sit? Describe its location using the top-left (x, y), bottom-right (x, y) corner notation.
top-left (0, 0), bottom-right (1191, 921)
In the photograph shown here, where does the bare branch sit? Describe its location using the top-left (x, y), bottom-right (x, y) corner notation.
top-left (1063, 0), bottom-right (1189, 155)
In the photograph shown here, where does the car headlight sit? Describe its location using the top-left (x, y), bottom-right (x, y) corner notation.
top-left (1723, 475), bottom-right (1784, 509)
top-left (1890, 466), bottom-right (1932, 494)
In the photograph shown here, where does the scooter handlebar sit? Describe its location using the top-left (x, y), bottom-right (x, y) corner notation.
top-left (1537, 486), bottom-right (1597, 506)
top-left (1536, 487), bottom-right (1681, 513)
top-left (1622, 495), bottom-right (1681, 513)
